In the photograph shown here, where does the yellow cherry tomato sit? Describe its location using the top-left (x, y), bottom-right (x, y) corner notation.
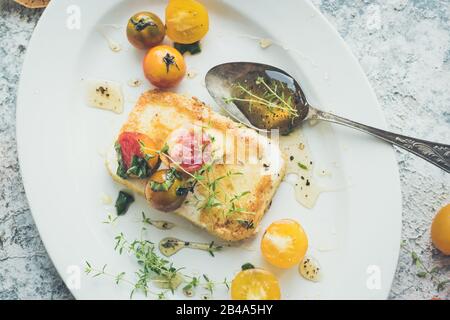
top-left (261, 219), bottom-right (308, 269)
top-left (431, 204), bottom-right (450, 255)
top-left (231, 268), bottom-right (281, 300)
top-left (165, 0), bottom-right (209, 44)
top-left (143, 45), bottom-right (186, 88)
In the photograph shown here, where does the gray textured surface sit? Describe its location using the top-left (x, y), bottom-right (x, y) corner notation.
top-left (311, 0), bottom-right (450, 299)
top-left (0, 0), bottom-right (448, 300)
top-left (0, 1), bottom-right (73, 300)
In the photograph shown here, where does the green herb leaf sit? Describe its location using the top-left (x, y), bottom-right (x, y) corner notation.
top-left (400, 240), bottom-right (407, 248)
top-left (150, 180), bottom-right (171, 192)
top-left (115, 272), bottom-right (126, 284)
top-left (150, 168), bottom-right (180, 192)
top-left (102, 213), bottom-right (118, 224)
top-left (160, 143), bottom-right (169, 154)
top-left (182, 283), bottom-right (194, 297)
top-left (144, 153), bottom-right (154, 161)
top-left (297, 162), bottom-right (308, 170)
top-left (223, 278), bottom-right (230, 290)
top-left (416, 271), bottom-right (427, 278)
top-left (437, 280), bottom-right (449, 292)
top-left (411, 251), bottom-right (420, 266)
top-left (207, 241), bottom-right (223, 257)
top-left (130, 17), bottom-right (157, 32)
top-left (126, 155), bottom-right (151, 178)
top-left (115, 191), bottom-right (134, 216)
top-left (157, 292), bottom-right (166, 300)
top-left (115, 142), bottom-right (128, 179)
top-left (230, 191), bottom-right (250, 203)
top-left (174, 41), bottom-right (201, 55)
top-left (84, 261), bottom-right (92, 274)
top-left (236, 219), bottom-right (255, 230)
top-left (241, 263), bottom-right (255, 271)
top-left (430, 266), bottom-right (439, 274)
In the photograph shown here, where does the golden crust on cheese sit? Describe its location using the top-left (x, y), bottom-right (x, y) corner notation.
top-left (121, 90), bottom-right (235, 147)
top-left (107, 90), bottom-right (286, 241)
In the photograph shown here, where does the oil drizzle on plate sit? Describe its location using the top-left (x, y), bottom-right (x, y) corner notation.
top-left (280, 129), bottom-right (322, 209)
top-left (152, 273), bottom-right (184, 290)
top-left (299, 255), bottom-right (322, 282)
top-left (97, 25), bottom-right (122, 52)
top-left (142, 215), bottom-right (175, 230)
top-left (159, 237), bottom-right (223, 257)
top-left (85, 79), bottom-right (124, 114)
top-left (127, 79), bottom-right (142, 87)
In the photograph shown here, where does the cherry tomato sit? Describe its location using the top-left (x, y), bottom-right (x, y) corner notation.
top-left (143, 45), bottom-right (186, 88)
top-left (231, 268), bottom-right (281, 300)
top-left (165, 0), bottom-right (209, 44)
top-left (431, 204), bottom-right (450, 255)
top-left (126, 12), bottom-right (165, 49)
top-left (164, 125), bottom-right (212, 173)
top-left (261, 219), bottom-right (308, 269)
top-left (145, 169), bottom-right (187, 212)
top-left (117, 132), bottom-right (160, 172)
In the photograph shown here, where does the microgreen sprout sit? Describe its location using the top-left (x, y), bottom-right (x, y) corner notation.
top-left (224, 76), bottom-right (299, 118)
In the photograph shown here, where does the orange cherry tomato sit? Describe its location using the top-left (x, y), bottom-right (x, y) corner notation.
top-left (431, 204), bottom-right (450, 255)
top-left (261, 219), bottom-right (308, 269)
top-left (165, 0), bottom-right (209, 44)
top-left (231, 268), bottom-right (281, 300)
top-left (143, 45), bottom-right (186, 88)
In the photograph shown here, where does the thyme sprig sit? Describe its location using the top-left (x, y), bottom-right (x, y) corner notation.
top-left (193, 165), bottom-right (248, 214)
top-left (85, 263), bottom-right (169, 299)
top-left (401, 240), bottom-right (449, 292)
top-left (141, 144), bottom-right (255, 221)
top-left (102, 213), bottom-right (118, 225)
top-left (141, 212), bottom-right (175, 230)
top-left (224, 76), bottom-right (299, 118)
top-left (86, 229), bottom-right (230, 299)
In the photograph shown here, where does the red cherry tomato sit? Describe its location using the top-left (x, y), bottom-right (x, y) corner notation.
top-left (117, 132), bottom-right (159, 170)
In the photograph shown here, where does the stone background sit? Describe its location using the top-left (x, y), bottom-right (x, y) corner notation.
top-left (0, 0), bottom-right (448, 299)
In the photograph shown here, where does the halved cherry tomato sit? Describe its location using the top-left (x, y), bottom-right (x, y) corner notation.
top-left (261, 219), bottom-right (308, 269)
top-left (143, 45), bottom-right (186, 88)
top-left (165, 0), bottom-right (209, 44)
top-left (117, 132), bottom-right (160, 171)
top-left (164, 125), bottom-right (212, 173)
top-left (231, 268), bottom-right (281, 300)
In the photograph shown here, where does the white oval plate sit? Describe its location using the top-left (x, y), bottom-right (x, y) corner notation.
top-left (17, 0), bottom-right (402, 300)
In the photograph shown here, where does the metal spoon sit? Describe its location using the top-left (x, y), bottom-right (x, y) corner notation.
top-left (205, 62), bottom-right (450, 173)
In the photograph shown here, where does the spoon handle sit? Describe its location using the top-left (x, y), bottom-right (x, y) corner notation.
top-left (311, 108), bottom-right (450, 173)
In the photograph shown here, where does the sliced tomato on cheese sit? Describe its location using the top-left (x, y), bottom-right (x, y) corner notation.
top-left (165, 125), bottom-right (212, 173)
top-left (117, 132), bottom-right (160, 171)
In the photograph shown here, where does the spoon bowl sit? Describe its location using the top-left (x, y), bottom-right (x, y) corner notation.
top-left (205, 62), bottom-right (309, 134)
